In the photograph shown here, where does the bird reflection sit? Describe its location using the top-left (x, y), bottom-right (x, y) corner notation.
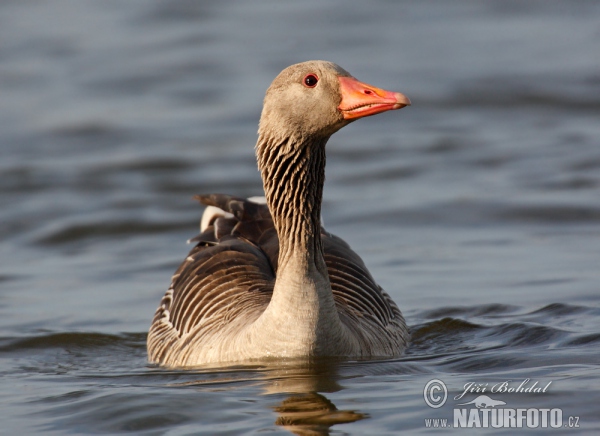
top-left (274, 392), bottom-right (366, 436)
top-left (263, 358), bottom-right (368, 435)
top-left (169, 357), bottom-right (368, 435)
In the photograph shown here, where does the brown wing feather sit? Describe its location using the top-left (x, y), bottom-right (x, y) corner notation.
top-left (322, 233), bottom-right (408, 353)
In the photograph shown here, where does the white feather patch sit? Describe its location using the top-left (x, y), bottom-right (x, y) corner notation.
top-left (247, 196), bottom-right (267, 204)
top-left (200, 205), bottom-right (234, 232)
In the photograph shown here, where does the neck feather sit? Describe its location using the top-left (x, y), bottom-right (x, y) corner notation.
top-left (256, 133), bottom-right (328, 271)
top-left (250, 131), bottom-right (352, 354)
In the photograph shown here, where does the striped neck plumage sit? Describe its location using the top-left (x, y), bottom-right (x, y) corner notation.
top-left (256, 133), bottom-right (329, 272)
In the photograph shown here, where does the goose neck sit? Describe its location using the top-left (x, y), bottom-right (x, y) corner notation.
top-left (257, 134), bottom-right (329, 271)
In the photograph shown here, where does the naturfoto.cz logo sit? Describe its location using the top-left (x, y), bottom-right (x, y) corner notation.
top-left (423, 378), bottom-right (581, 429)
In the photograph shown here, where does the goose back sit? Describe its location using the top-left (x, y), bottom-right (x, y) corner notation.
top-left (148, 194), bottom-right (408, 366)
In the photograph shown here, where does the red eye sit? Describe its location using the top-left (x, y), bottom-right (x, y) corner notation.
top-left (303, 74), bottom-right (319, 88)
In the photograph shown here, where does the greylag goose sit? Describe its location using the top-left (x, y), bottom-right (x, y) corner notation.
top-left (148, 60), bottom-right (411, 367)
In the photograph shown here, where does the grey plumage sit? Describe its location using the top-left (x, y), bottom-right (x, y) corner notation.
top-left (148, 195), bottom-right (408, 366)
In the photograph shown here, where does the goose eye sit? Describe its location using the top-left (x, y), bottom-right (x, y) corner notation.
top-left (303, 74), bottom-right (319, 88)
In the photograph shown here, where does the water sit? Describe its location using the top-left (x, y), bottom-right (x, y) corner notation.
top-left (1, 1), bottom-right (599, 434)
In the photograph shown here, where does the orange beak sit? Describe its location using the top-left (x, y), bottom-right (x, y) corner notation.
top-left (338, 76), bottom-right (411, 120)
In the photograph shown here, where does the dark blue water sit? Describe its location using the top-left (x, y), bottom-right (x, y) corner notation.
top-left (1, 1), bottom-right (599, 434)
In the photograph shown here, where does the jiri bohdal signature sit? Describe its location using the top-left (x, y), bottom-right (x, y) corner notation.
top-left (454, 378), bottom-right (552, 401)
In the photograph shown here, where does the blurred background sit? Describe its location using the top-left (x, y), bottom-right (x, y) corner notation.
top-left (1, 1), bottom-right (599, 434)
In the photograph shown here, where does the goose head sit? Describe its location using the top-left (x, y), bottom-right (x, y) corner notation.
top-left (258, 60), bottom-right (411, 143)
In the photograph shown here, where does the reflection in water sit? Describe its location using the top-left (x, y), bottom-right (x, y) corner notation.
top-left (263, 359), bottom-right (367, 435)
top-left (274, 392), bottom-right (366, 436)
top-left (172, 358), bottom-right (368, 435)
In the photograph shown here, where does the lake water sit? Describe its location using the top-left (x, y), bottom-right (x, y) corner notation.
top-left (1, 1), bottom-right (599, 434)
